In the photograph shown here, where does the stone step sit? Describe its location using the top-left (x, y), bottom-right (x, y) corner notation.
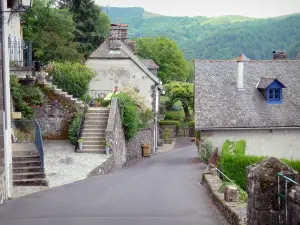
top-left (80, 136), bottom-right (105, 141)
top-left (84, 120), bottom-right (108, 126)
top-left (13, 161), bottom-right (41, 167)
top-left (12, 150), bottom-right (39, 157)
top-left (85, 115), bottom-right (109, 120)
top-left (82, 140), bottom-right (105, 145)
top-left (83, 124), bottom-right (107, 129)
top-left (12, 155), bottom-right (40, 162)
top-left (13, 172), bottom-right (44, 180)
top-left (13, 167), bottom-right (42, 174)
top-left (13, 178), bottom-right (48, 186)
top-left (82, 144), bottom-right (105, 150)
top-left (87, 108), bottom-right (109, 113)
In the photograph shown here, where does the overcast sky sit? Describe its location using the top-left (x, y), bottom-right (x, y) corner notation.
top-left (95, 0), bottom-right (300, 18)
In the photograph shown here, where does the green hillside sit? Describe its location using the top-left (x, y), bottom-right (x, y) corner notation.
top-left (103, 7), bottom-right (300, 60)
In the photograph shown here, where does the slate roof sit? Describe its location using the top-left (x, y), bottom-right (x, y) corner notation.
top-left (89, 41), bottom-right (160, 84)
top-left (256, 78), bottom-right (287, 89)
top-left (140, 59), bottom-right (159, 70)
top-left (194, 60), bottom-right (300, 130)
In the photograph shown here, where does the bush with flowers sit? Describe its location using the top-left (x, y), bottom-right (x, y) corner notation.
top-left (11, 76), bottom-right (45, 119)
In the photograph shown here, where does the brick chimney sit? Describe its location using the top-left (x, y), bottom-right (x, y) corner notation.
top-left (109, 24), bottom-right (128, 50)
top-left (296, 54), bottom-right (300, 60)
top-left (272, 50), bottom-right (288, 60)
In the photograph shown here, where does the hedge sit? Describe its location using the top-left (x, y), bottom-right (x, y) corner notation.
top-left (188, 120), bottom-right (195, 127)
top-left (221, 154), bottom-right (300, 191)
top-left (159, 120), bottom-right (180, 128)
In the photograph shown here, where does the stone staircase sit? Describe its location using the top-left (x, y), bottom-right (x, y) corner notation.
top-left (12, 143), bottom-right (47, 186)
top-left (78, 107), bottom-right (109, 153)
top-left (43, 80), bottom-right (85, 108)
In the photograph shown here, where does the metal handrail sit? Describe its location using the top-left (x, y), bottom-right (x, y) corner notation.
top-left (277, 172), bottom-right (298, 225)
top-left (209, 164), bottom-right (240, 188)
top-left (35, 121), bottom-right (45, 175)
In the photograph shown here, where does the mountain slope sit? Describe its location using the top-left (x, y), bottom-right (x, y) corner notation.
top-left (103, 7), bottom-right (300, 60)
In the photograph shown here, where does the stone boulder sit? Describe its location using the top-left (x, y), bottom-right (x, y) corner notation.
top-left (247, 157), bottom-right (299, 225)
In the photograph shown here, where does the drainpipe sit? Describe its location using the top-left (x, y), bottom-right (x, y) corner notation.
top-left (1, 0), bottom-right (13, 199)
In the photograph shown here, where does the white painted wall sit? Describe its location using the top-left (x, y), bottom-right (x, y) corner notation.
top-left (86, 58), bottom-right (155, 108)
top-left (7, 15), bottom-right (21, 37)
top-left (7, 15), bottom-right (22, 63)
top-left (202, 129), bottom-right (300, 160)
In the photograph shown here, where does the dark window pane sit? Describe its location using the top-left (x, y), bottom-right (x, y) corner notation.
top-left (269, 89), bottom-right (274, 99)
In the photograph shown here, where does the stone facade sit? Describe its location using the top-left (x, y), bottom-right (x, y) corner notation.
top-left (247, 157), bottom-right (299, 225)
top-left (159, 125), bottom-right (177, 140)
top-left (0, 45), bottom-right (4, 161)
top-left (106, 98), bottom-right (127, 169)
top-left (37, 87), bottom-right (79, 139)
top-left (127, 128), bottom-right (153, 160)
top-left (288, 185), bottom-right (300, 225)
top-left (201, 129), bottom-right (300, 159)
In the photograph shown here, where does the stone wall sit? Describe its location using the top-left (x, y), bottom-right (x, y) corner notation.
top-left (36, 87), bottom-right (79, 139)
top-left (203, 172), bottom-right (247, 225)
top-left (106, 98), bottom-right (127, 169)
top-left (247, 157), bottom-right (299, 225)
top-left (0, 168), bottom-right (5, 204)
top-left (127, 128), bottom-right (153, 160)
top-left (159, 125), bottom-right (177, 139)
top-left (88, 155), bottom-right (114, 176)
top-left (288, 185), bottom-right (300, 225)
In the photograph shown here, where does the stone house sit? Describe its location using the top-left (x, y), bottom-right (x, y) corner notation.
top-left (86, 23), bottom-right (163, 151)
top-left (194, 51), bottom-right (300, 159)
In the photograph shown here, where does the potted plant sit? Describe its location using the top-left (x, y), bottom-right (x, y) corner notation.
top-left (78, 138), bottom-right (84, 150)
top-left (105, 142), bottom-right (111, 155)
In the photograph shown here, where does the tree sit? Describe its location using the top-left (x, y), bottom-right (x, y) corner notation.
top-left (70, 0), bottom-right (110, 58)
top-left (136, 37), bottom-right (190, 83)
top-left (23, 0), bottom-right (83, 63)
top-left (288, 41), bottom-right (300, 59)
top-left (164, 82), bottom-right (194, 122)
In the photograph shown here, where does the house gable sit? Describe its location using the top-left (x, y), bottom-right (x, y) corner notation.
top-left (194, 60), bottom-right (300, 130)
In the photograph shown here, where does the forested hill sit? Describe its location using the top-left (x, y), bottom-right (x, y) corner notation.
top-left (103, 7), bottom-right (300, 60)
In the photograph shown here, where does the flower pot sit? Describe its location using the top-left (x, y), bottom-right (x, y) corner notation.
top-left (105, 147), bottom-right (110, 155)
top-left (79, 142), bottom-right (83, 150)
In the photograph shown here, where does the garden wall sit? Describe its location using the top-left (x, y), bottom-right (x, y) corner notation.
top-left (106, 98), bottom-right (127, 169)
top-left (37, 87), bottom-right (79, 139)
top-left (0, 167), bottom-right (5, 204)
top-left (127, 128), bottom-right (153, 160)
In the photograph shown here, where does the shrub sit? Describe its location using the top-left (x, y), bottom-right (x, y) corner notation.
top-left (120, 85), bottom-right (149, 113)
top-left (200, 139), bottom-right (215, 163)
top-left (117, 93), bottom-right (140, 141)
top-left (222, 139), bottom-right (246, 156)
top-left (51, 62), bottom-right (94, 98)
top-left (221, 154), bottom-right (265, 191)
top-left (188, 120), bottom-right (195, 127)
top-left (139, 109), bottom-right (153, 129)
top-left (164, 112), bottom-right (175, 120)
top-left (195, 131), bottom-right (201, 140)
top-left (11, 76), bottom-right (45, 119)
top-left (159, 120), bottom-right (180, 128)
top-left (69, 112), bottom-right (82, 145)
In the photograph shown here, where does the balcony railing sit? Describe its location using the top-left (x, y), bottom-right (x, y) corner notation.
top-left (8, 38), bottom-right (33, 68)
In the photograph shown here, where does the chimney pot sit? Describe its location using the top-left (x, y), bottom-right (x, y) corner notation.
top-left (272, 50), bottom-right (288, 60)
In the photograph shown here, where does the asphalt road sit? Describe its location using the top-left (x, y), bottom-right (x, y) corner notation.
top-left (0, 139), bottom-right (227, 225)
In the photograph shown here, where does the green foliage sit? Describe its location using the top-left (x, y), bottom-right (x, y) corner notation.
top-left (222, 139), bottom-right (246, 156)
top-left (159, 120), bottom-right (180, 128)
top-left (200, 139), bottom-right (215, 163)
top-left (51, 62), bottom-right (94, 98)
top-left (70, 0), bottom-right (110, 58)
top-left (136, 37), bottom-right (190, 83)
top-left (139, 109), bottom-right (154, 129)
top-left (11, 76), bottom-right (44, 120)
top-left (107, 7), bottom-right (300, 61)
top-left (288, 41), bottom-right (300, 59)
top-left (117, 93), bottom-right (140, 141)
top-left (195, 131), bottom-right (201, 140)
top-left (95, 98), bottom-right (110, 107)
top-left (219, 182), bottom-right (248, 202)
top-left (221, 154), bottom-right (265, 191)
top-left (164, 82), bottom-right (194, 121)
top-left (23, 0), bottom-right (83, 63)
top-left (281, 159), bottom-right (300, 173)
top-left (69, 112), bottom-right (82, 145)
top-left (188, 121), bottom-right (195, 127)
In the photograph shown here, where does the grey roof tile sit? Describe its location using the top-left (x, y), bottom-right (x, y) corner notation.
top-left (140, 59), bottom-right (159, 70)
top-left (194, 60), bottom-right (300, 129)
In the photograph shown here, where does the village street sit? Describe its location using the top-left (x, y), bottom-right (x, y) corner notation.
top-left (0, 139), bottom-right (226, 225)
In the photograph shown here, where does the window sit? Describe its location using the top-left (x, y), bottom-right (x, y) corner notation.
top-left (267, 88), bottom-right (282, 103)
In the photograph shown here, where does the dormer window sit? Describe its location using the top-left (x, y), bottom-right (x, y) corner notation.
top-left (256, 78), bottom-right (286, 104)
